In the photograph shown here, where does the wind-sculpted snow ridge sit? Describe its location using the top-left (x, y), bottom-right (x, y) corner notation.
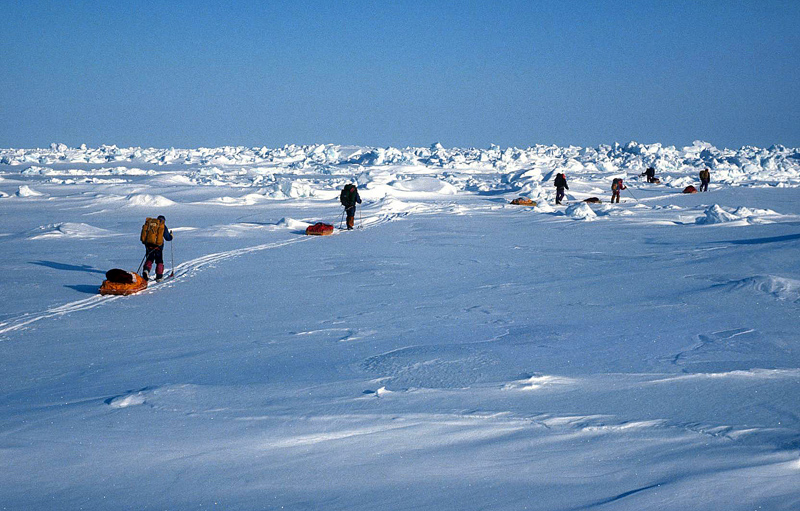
top-left (28, 223), bottom-right (117, 240)
top-left (724, 275), bottom-right (800, 303)
top-left (2, 140), bottom-right (800, 189)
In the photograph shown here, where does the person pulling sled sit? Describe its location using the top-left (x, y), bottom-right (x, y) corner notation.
top-left (339, 183), bottom-right (362, 230)
top-left (140, 215), bottom-right (173, 281)
top-left (553, 172), bottom-right (569, 205)
top-left (641, 166), bottom-right (657, 183)
top-left (611, 178), bottom-right (626, 204)
top-left (699, 168), bottom-right (710, 192)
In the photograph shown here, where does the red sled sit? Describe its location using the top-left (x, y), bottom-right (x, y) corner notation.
top-left (305, 222), bottom-right (334, 236)
top-left (683, 185), bottom-right (698, 194)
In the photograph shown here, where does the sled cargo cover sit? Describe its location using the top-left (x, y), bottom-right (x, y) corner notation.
top-left (683, 185), bottom-right (698, 194)
top-left (99, 269), bottom-right (148, 295)
top-left (306, 222), bottom-right (334, 236)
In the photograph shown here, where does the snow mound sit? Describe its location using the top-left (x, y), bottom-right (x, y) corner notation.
top-left (206, 193), bottom-right (266, 206)
top-left (107, 392), bottom-right (147, 408)
top-left (16, 185), bottom-right (44, 197)
top-left (263, 179), bottom-right (316, 199)
top-left (125, 194), bottom-right (175, 207)
top-left (207, 223), bottom-right (274, 237)
top-left (29, 223), bottom-right (116, 240)
top-left (728, 275), bottom-right (800, 303)
top-left (565, 202), bottom-right (597, 220)
top-left (665, 176), bottom-right (696, 189)
top-left (503, 374), bottom-right (577, 391)
top-left (388, 177), bottom-right (458, 195)
top-left (151, 174), bottom-right (194, 185)
top-left (696, 204), bottom-right (779, 225)
top-left (275, 217), bottom-right (310, 230)
top-left (696, 204), bottom-right (741, 224)
top-left (373, 196), bottom-right (428, 215)
top-left (731, 206), bottom-right (780, 218)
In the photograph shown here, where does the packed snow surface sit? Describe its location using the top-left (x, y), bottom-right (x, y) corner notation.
top-left (1, 141), bottom-right (799, 510)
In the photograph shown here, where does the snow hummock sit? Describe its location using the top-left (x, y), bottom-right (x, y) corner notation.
top-left (124, 193), bottom-right (175, 207)
top-left (275, 217), bottom-right (310, 230)
top-left (388, 177), bottom-right (458, 195)
top-left (107, 391), bottom-right (147, 408)
top-left (565, 202), bottom-right (597, 220)
top-left (16, 185), bottom-right (44, 197)
top-left (503, 374), bottom-right (577, 391)
top-left (695, 204), bottom-right (781, 225)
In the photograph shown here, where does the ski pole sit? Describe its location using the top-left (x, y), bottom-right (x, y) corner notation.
top-left (170, 238), bottom-right (175, 278)
top-left (358, 205), bottom-right (362, 229)
top-left (136, 247), bottom-right (158, 274)
top-left (339, 208), bottom-right (346, 229)
top-left (626, 187), bottom-right (639, 203)
top-left (136, 253), bottom-right (147, 274)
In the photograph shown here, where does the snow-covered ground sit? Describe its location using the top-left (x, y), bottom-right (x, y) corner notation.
top-left (1, 141), bottom-right (799, 510)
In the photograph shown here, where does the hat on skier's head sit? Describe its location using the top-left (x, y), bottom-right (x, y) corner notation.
top-left (157, 215), bottom-right (166, 221)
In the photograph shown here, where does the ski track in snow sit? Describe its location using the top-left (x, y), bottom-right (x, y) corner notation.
top-left (0, 209), bottom-right (410, 338)
top-left (0, 294), bottom-right (123, 336)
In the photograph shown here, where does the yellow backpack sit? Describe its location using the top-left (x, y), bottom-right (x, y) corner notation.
top-left (140, 218), bottom-right (165, 246)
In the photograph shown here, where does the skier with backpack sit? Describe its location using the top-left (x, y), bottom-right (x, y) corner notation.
top-left (553, 172), bottom-right (569, 205)
top-left (339, 183), bottom-right (362, 230)
top-left (140, 215), bottom-right (173, 281)
top-left (611, 178), bottom-right (626, 204)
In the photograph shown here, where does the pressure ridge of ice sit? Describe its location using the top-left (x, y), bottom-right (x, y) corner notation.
top-left (3, 141), bottom-right (800, 191)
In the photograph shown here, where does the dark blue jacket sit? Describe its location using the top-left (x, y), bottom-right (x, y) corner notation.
top-left (163, 225), bottom-right (173, 244)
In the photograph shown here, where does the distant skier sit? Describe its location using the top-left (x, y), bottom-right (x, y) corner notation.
top-left (699, 168), bottom-right (710, 192)
top-left (641, 166), bottom-right (657, 183)
top-left (339, 183), bottom-right (362, 230)
top-left (611, 178), bottom-right (626, 203)
top-left (553, 172), bottom-right (569, 205)
top-left (140, 215), bottom-right (173, 281)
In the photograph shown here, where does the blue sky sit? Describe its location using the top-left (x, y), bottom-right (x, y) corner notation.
top-left (1, 0), bottom-right (798, 149)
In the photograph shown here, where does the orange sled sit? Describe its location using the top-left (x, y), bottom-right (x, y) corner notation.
top-left (306, 223), bottom-right (334, 236)
top-left (510, 197), bottom-right (536, 206)
top-left (99, 269), bottom-right (148, 295)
